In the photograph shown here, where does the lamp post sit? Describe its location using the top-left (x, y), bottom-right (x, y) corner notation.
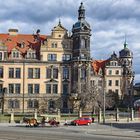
top-left (103, 78), bottom-right (106, 124)
top-left (2, 87), bottom-right (6, 114)
top-left (130, 73), bottom-right (135, 108)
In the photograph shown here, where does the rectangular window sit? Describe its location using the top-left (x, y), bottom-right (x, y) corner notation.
top-left (51, 43), bottom-right (57, 48)
top-left (34, 84), bottom-right (40, 94)
top-left (53, 84), bottom-right (58, 94)
top-left (15, 84), bottom-right (20, 94)
top-left (108, 89), bottom-right (112, 94)
top-left (8, 100), bottom-right (20, 108)
top-left (9, 84), bottom-right (14, 94)
top-left (28, 84), bottom-right (33, 94)
top-left (116, 70), bottom-right (119, 75)
top-left (53, 68), bottom-right (58, 79)
top-left (108, 70), bottom-right (112, 75)
top-left (9, 68), bottom-right (14, 78)
top-left (63, 67), bottom-right (69, 79)
top-left (98, 80), bottom-right (102, 87)
top-left (15, 100), bottom-right (20, 108)
top-left (115, 80), bottom-right (119, 86)
top-left (115, 89), bottom-right (119, 94)
top-left (46, 68), bottom-right (52, 79)
top-left (46, 84), bottom-right (51, 94)
top-left (34, 68), bottom-right (40, 79)
top-left (63, 84), bottom-right (68, 95)
top-left (81, 68), bottom-right (86, 79)
top-left (15, 68), bottom-right (21, 78)
top-left (0, 84), bottom-right (3, 94)
top-left (48, 54), bottom-right (57, 61)
top-left (90, 80), bottom-right (95, 86)
top-left (0, 52), bottom-right (2, 60)
top-left (0, 68), bottom-right (3, 78)
top-left (49, 100), bottom-right (55, 108)
top-left (28, 68), bottom-right (33, 78)
top-left (108, 80), bottom-right (112, 86)
top-left (62, 54), bottom-right (71, 61)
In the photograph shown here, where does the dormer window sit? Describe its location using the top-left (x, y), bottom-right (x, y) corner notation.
top-left (21, 42), bottom-right (25, 48)
top-left (110, 61), bottom-right (118, 66)
top-left (12, 51), bottom-right (20, 58)
top-left (26, 51), bottom-right (36, 59)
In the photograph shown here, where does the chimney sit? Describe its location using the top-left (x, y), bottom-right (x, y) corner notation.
top-left (8, 29), bottom-right (18, 35)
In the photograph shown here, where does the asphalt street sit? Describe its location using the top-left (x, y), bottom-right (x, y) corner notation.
top-left (0, 122), bottom-right (140, 140)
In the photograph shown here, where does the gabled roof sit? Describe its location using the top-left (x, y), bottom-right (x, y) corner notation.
top-left (0, 33), bottom-right (47, 54)
top-left (52, 21), bottom-right (67, 32)
top-left (91, 60), bottom-right (108, 74)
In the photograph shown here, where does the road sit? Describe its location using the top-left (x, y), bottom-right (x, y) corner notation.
top-left (0, 123), bottom-right (140, 140)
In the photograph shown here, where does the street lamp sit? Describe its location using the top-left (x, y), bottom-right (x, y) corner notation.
top-left (103, 78), bottom-right (106, 124)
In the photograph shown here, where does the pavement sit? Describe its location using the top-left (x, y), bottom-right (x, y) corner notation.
top-left (0, 119), bottom-right (140, 139)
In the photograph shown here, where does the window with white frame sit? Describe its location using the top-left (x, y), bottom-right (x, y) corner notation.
top-left (63, 67), bottom-right (69, 79)
top-left (8, 99), bottom-right (20, 108)
top-left (62, 54), bottom-right (71, 61)
top-left (48, 54), bottom-right (57, 61)
top-left (51, 42), bottom-right (57, 48)
top-left (28, 99), bottom-right (39, 108)
top-left (8, 84), bottom-right (21, 94)
top-left (46, 84), bottom-right (58, 94)
top-left (28, 84), bottom-right (40, 94)
top-left (46, 67), bottom-right (58, 79)
top-left (12, 51), bottom-right (20, 58)
top-left (9, 68), bottom-right (21, 78)
top-left (28, 68), bottom-right (40, 79)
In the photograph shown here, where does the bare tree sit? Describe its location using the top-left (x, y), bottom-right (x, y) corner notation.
top-left (38, 97), bottom-right (61, 114)
top-left (70, 82), bottom-right (115, 113)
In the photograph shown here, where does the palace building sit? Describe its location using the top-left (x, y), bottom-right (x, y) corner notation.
top-left (0, 3), bottom-right (134, 113)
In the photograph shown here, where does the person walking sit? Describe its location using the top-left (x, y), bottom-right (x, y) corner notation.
top-left (41, 116), bottom-right (46, 127)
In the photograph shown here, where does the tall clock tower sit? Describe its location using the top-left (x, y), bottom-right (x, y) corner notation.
top-left (71, 2), bottom-right (91, 94)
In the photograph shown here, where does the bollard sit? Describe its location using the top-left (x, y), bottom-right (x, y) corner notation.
top-left (130, 108), bottom-right (134, 121)
top-left (10, 110), bottom-right (14, 123)
top-left (57, 109), bottom-right (61, 122)
top-left (34, 109), bottom-right (37, 120)
top-left (98, 108), bottom-right (102, 123)
top-left (78, 108), bottom-right (82, 118)
top-left (115, 108), bottom-right (119, 122)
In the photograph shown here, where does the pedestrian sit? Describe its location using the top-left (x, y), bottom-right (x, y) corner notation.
top-left (64, 118), bottom-right (68, 126)
top-left (41, 116), bottom-right (46, 127)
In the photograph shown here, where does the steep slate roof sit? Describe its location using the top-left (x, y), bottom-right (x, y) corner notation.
top-left (0, 33), bottom-right (47, 55)
top-left (91, 60), bottom-right (108, 74)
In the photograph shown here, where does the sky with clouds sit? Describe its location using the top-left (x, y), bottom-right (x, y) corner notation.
top-left (0, 0), bottom-right (140, 83)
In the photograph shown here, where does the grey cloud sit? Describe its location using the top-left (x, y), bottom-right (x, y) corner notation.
top-left (0, 0), bottom-right (80, 24)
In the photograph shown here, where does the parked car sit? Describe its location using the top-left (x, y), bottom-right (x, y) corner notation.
top-left (71, 117), bottom-right (92, 126)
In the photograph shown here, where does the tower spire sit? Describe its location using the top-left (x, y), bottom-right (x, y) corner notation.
top-left (124, 34), bottom-right (128, 48)
top-left (78, 2), bottom-right (85, 20)
top-left (58, 18), bottom-right (61, 25)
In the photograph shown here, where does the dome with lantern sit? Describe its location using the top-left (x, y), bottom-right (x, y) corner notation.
top-left (119, 41), bottom-right (133, 58)
top-left (72, 2), bottom-right (90, 32)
